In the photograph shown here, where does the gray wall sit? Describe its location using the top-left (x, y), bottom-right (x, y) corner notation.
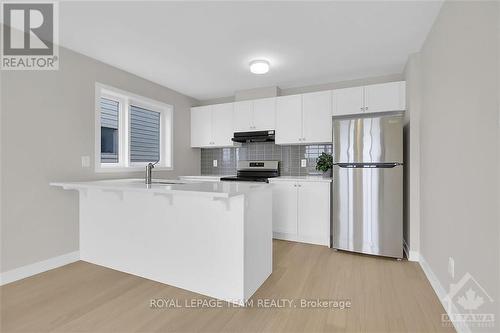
top-left (408, 0), bottom-right (499, 327)
top-left (1, 46), bottom-right (200, 272)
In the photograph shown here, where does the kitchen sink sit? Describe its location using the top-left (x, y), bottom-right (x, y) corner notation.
top-left (151, 181), bottom-right (187, 185)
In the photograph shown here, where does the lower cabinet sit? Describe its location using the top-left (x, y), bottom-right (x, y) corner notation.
top-left (269, 180), bottom-right (330, 246)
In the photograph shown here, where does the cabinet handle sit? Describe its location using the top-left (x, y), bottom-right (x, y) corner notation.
top-left (360, 107), bottom-right (364, 111)
top-left (365, 107), bottom-right (369, 111)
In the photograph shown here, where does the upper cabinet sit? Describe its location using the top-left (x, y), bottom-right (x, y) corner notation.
top-left (333, 81), bottom-right (406, 116)
top-left (191, 106), bottom-right (212, 148)
top-left (302, 90), bottom-right (332, 144)
top-left (275, 95), bottom-right (303, 144)
top-left (191, 103), bottom-right (234, 148)
top-left (211, 103), bottom-right (234, 146)
top-left (332, 86), bottom-right (364, 115)
top-left (191, 81), bottom-right (406, 148)
top-left (364, 81), bottom-right (406, 113)
top-left (276, 91), bottom-right (332, 145)
top-left (234, 97), bottom-right (276, 132)
top-left (252, 98), bottom-right (276, 130)
top-left (233, 100), bottom-right (253, 132)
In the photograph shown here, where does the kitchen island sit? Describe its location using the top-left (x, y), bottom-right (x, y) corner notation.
top-left (51, 179), bottom-right (272, 305)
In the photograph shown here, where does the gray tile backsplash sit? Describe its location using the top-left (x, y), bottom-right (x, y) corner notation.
top-left (201, 142), bottom-right (333, 176)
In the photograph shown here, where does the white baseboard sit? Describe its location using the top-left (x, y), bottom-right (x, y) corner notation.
top-left (419, 254), bottom-right (472, 333)
top-left (408, 250), bottom-right (419, 262)
top-left (0, 251), bottom-right (80, 286)
top-left (273, 232), bottom-right (329, 247)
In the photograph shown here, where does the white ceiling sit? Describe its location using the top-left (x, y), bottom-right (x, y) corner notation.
top-left (59, 1), bottom-right (442, 101)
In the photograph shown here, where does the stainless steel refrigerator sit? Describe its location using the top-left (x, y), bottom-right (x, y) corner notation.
top-left (331, 111), bottom-right (404, 258)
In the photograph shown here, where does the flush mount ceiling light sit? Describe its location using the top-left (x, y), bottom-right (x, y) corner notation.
top-left (249, 59), bottom-right (270, 74)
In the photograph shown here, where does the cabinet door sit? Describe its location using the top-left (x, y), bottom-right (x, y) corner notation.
top-left (298, 182), bottom-right (330, 246)
top-left (271, 182), bottom-right (298, 235)
top-left (190, 106), bottom-right (213, 147)
top-left (252, 97), bottom-right (276, 131)
top-left (275, 95), bottom-right (303, 144)
top-left (233, 100), bottom-right (253, 132)
top-left (364, 81), bottom-right (406, 113)
top-left (332, 87), bottom-right (364, 115)
top-left (302, 91), bottom-right (332, 144)
top-left (212, 103), bottom-right (234, 147)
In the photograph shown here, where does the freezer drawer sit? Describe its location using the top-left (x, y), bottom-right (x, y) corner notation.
top-left (332, 165), bottom-right (403, 258)
top-left (333, 112), bottom-right (403, 164)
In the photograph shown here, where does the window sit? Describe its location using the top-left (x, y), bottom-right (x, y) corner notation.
top-left (100, 98), bottom-right (119, 163)
top-left (95, 83), bottom-right (173, 172)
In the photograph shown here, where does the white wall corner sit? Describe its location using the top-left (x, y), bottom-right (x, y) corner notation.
top-left (419, 254), bottom-right (472, 333)
top-left (403, 239), bottom-right (419, 262)
top-left (0, 251), bottom-right (80, 286)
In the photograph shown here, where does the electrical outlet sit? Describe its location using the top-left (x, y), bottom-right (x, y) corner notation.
top-left (301, 159), bottom-right (307, 167)
top-left (448, 257), bottom-right (455, 279)
top-left (81, 155), bottom-right (90, 168)
top-left (213, 159), bottom-right (218, 167)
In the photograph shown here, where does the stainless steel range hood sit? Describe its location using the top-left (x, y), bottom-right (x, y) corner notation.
top-left (231, 130), bottom-right (275, 143)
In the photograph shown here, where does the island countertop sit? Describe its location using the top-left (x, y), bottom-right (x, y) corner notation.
top-left (50, 178), bottom-right (270, 198)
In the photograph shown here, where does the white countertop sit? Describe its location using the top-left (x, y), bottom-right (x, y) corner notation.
top-left (177, 175), bottom-right (333, 183)
top-left (179, 175), bottom-right (235, 181)
top-left (51, 178), bottom-right (270, 198)
top-left (269, 176), bottom-right (332, 183)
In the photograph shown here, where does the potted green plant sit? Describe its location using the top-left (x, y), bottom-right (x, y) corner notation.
top-left (316, 152), bottom-right (333, 177)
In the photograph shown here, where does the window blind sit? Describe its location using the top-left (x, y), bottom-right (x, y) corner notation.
top-left (129, 105), bottom-right (161, 163)
top-left (100, 98), bottom-right (119, 163)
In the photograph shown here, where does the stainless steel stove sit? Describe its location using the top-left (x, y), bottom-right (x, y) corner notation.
top-left (220, 160), bottom-right (279, 183)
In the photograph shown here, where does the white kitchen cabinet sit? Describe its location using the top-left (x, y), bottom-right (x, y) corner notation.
top-left (190, 103), bottom-right (234, 148)
top-left (252, 97), bottom-right (276, 130)
top-left (234, 98), bottom-right (276, 132)
top-left (271, 182), bottom-right (298, 235)
top-left (332, 81), bottom-right (406, 116)
top-left (233, 100), bottom-right (253, 132)
top-left (297, 182), bottom-right (330, 246)
top-left (270, 179), bottom-right (330, 246)
top-left (332, 86), bottom-right (364, 116)
top-left (191, 106), bottom-right (213, 147)
top-left (364, 81), bottom-right (406, 113)
top-left (302, 90), bottom-right (333, 143)
top-left (212, 103), bottom-right (234, 146)
top-left (276, 92), bottom-right (333, 145)
top-left (275, 95), bottom-right (303, 144)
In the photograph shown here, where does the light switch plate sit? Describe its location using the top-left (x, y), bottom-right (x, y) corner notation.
top-left (81, 155), bottom-right (90, 168)
top-left (301, 159), bottom-right (307, 167)
top-left (448, 257), bottom-right (455, 279)
top-left (213, 159), bottom-right (218, 167)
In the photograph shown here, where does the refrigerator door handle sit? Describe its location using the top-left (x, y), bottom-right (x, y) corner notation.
top-left (334, 163), bottom-right (402, 169)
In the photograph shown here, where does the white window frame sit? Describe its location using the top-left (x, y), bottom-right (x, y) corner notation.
top-left (95, 83), bottom-right (173, 173)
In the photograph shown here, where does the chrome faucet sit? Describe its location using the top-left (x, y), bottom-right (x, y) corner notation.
top-left (145, 161), bottom-right (159, 185)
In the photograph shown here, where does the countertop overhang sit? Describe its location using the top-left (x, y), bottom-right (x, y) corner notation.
top-left (50, 179), bottom-right (270, 198)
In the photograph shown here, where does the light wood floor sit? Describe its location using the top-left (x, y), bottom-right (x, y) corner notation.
top-left (1, 240), bottom-right (454, 333)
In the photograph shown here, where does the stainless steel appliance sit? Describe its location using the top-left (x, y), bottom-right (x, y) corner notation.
top-left (220, 160), bottom-right (279, 183)
top-left (331, 111), bottom-right (404, 258)
top-left (232, 130), bottom-right (275, 143)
